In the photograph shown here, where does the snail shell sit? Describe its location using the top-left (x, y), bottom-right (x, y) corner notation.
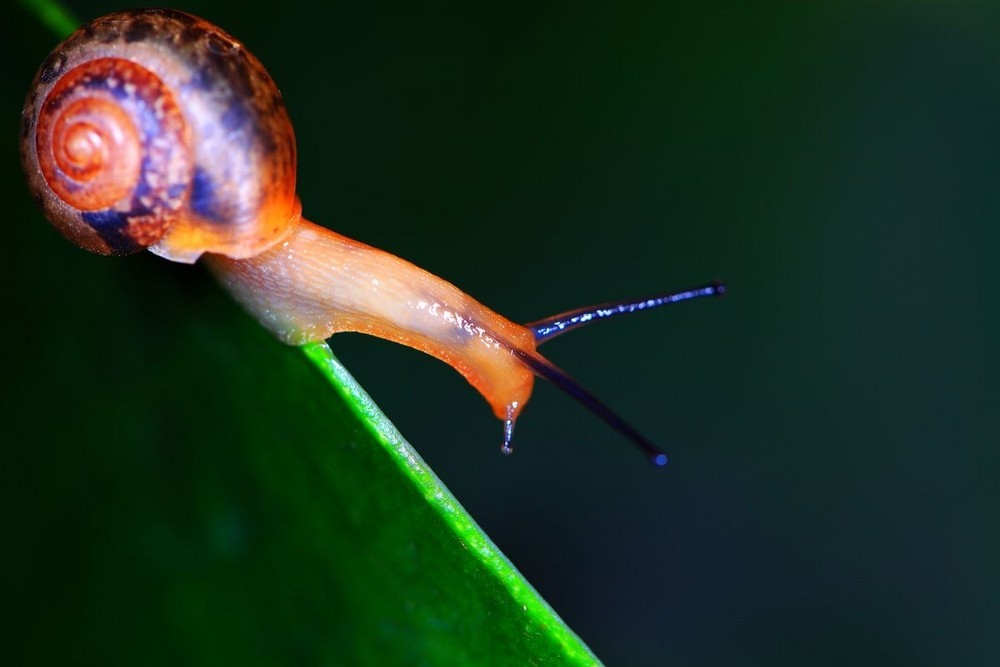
top-left (20, 8), bottom-right (299, 262)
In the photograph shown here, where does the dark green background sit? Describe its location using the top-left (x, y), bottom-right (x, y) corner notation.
top-left (3, 1), bottom-right (997, 665)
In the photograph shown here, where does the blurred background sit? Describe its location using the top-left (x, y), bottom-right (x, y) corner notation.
top-left (3, 0), bottom-right (997, 665)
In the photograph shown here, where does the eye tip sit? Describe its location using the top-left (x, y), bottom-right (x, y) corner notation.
top-left (712, 281), bottom-right (727, 297)
top-left (652, 453), bottom-right (668, 467)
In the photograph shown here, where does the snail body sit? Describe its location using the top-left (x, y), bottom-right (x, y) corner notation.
top-left (208, 223), bottom-right (539, 422)
top-left (22, 9), bottom-right (724, 463)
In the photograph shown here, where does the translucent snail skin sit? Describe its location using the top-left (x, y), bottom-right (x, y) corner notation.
top-left (21, 9), bottom-right (724, 465)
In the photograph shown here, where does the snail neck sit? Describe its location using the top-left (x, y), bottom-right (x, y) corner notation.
top-left (206, 218), bottom-right (537, 420)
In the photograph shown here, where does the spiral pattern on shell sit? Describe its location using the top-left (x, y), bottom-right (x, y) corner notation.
top-left (30, 57), bottom-right (192, 254)
top-left (21, 8), bottom-right (300, 261)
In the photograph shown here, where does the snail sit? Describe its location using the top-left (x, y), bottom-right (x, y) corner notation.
top-left (20, 8), bottom-right (724, 465)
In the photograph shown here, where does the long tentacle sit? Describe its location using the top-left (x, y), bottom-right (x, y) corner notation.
top-left (528, 281), bottom-right (725, 344)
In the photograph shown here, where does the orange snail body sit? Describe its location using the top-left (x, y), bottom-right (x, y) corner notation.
top-left (22, 9), bottom-right (724, 463)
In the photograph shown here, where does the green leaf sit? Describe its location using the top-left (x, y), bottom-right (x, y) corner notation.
top-left (8, 1), bottom-right (600, 664)
top-left (17, 0), bottom-right (78, 38)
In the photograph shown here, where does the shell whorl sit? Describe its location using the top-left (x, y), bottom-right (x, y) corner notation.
top-left (29, 57), bottom-right (191, 254)
top-left (21, 8), bottom-right (299, 262)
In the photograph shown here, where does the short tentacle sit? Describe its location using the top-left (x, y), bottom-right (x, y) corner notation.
top-left (510, 349), bottom-right (669, 466)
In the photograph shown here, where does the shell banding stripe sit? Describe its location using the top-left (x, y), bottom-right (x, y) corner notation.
top-left (36, 57), bottom-right (192, 253)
